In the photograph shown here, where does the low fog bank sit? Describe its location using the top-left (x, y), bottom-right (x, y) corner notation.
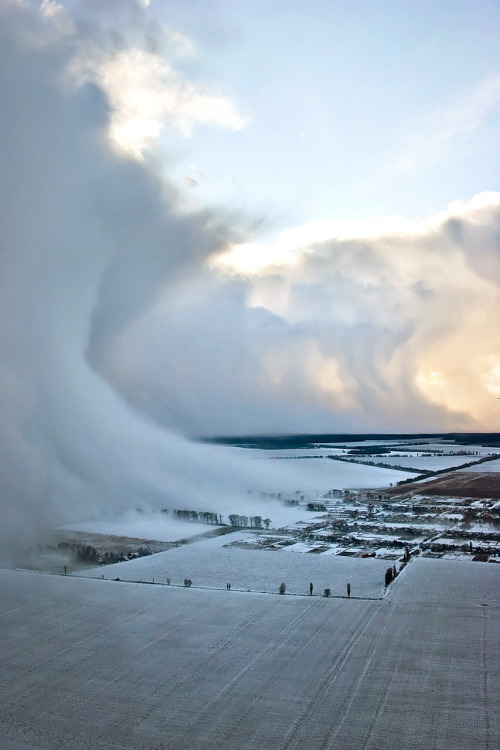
top-left (0, 4), bottom-right (351, 557)
top-left (0, 4), bottom-right (271, 558)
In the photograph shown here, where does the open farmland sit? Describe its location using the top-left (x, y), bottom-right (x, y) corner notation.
top-left (76, 532), bottom-right (389, 597)
top-left (463, 457), bottom-right (500, 473)
top-left (386, 469), bottom-right (500, 499)
top-left (1, 562), bottom-right (498, 750)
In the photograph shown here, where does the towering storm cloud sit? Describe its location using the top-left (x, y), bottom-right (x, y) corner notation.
top-left (0, 2), bottom-right (499, 548)
top-left (104, 193), bottom-right (500, 436)
top-left (212, 196), bottom-right (500, 432)
top-left (0, 0), bottom-right (266, 549)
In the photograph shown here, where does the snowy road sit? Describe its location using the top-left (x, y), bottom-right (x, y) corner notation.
top-left (1, 561), bottom-right (498, 750)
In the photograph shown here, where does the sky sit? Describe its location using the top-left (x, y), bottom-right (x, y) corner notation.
top-left (150, 0), bottom-right (500, 225)
top-left (0, 0), bottom-right (499, 547)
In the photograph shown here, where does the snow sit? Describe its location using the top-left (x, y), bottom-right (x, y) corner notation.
top-left (466, 522), bottom-right (499, 533)
top-left (281, 541), bottom-right (346, 555)
top-left (230, 448), bottom-right (417, 492)
top-left (409, 441), bottom-right (500, 455)
top-left (76, 531), bottom-right (389, 597)
top-left (390, 557), bottom-right (500, 606)
top-left (239, 440), bottom-right (500, 481)
top-left (1, 565), bottom-right (498, 750)
top-left (375, 520), bottom-right (447, 530)
top-left (462, 457), bottom-right (500, 472)
top-left (410, 495), bottom-right (463, 505)
top-left (431, 536), bottom-right (500, 550)
top-left (373, 547), bottom-right (402, 559)
top-left (324, 439), bottom-right (429, 448)
top-left (372, 454), bottom-right (484, 470)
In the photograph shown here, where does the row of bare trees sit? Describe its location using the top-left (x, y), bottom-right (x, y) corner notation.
top-left (170, 509), bottom-right (273, 530)
top-left (228, 514), bottom-right (271, 529)
top-left (172, 509), bottom-right (222, 524)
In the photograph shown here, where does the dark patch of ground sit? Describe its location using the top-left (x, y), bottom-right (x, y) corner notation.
top-left (385, 471), bottom-right (500, 499)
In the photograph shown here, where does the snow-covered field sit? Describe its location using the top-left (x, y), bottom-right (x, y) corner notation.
top-left (76, 531), bottom-right (389, 597)
top-left (370, 454), bottom-right (486, 471)
top-left (229, 448), bottom-right (416, 493)
top-left (406, 441), bottom-right (500, 456)
top-left (431, 536), bottom-right (500, 550)
top-left (1, 562), bottom-right (498, 750)
top-left (462, 456), bottom-right (500, 472)
top-left (326, 439), bottom-right (429, 448)
top-left (390, 557), bottom-right (500, 606)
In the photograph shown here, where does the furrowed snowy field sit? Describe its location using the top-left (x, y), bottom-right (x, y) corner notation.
top-left (76, 532), bottom-right (389, 597)
top-left (1, 560), bottom-right (498, 750)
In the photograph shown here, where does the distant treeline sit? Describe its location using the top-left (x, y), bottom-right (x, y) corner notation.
top-left (171, 509), bottom-right (222, 524)
top-left (228, 515), bottom-right (271, 529)
top-left (200, 433), bottom-right (500, 450)
top-left (167, 509), bottom-right (272, 530)
top-left (54, 541), bottom-right (152, 566)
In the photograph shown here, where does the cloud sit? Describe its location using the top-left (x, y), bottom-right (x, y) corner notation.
top-left (201, 195), bottom-right (500, 433)
top-left (0, 1), bottom-right (269, 553)
top-left (39, 0), bottom-right (74, 34)
top-left (69, 2), bottom-right (244, 159)
top-left (35, 0), bottom-right (246, 158)
top-left (85, 46), bottom-right (245, 157)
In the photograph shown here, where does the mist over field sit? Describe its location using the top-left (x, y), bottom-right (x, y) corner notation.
top-left (1, 1), bottom-right (499, 552)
